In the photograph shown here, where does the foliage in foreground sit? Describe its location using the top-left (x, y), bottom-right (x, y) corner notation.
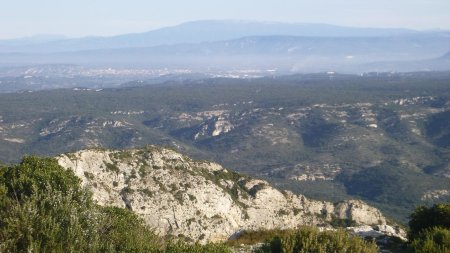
top-left (408, 203), bottom-right (450, 253)
top-left (2, 155), bottom-right (449, 253)
top-left (410, 227), bottom-right (450, 253)
top-left (229, 203), bottom-right (450, 253)
top-left (0, 156), bottom-right (230, 253)
top-left (409, 203), bottom-right (450, 239)
top-left (229, 227), bottom-right (378, 253)
top-left (0, 156), bottom-right (380, 253)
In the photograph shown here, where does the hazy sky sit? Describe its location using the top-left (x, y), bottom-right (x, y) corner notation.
top-left (1, 0), bottom-right (449, 39)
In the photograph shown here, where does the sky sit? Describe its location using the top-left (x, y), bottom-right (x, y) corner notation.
top-left (1, 0), bottom-right (450, 39)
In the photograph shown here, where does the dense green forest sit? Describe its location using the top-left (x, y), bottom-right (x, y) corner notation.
top-left (0, 73), bottom-right (449, 222)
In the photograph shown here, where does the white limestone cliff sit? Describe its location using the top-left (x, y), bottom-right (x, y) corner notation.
top-left (57, 146), bottom-right (398, 243)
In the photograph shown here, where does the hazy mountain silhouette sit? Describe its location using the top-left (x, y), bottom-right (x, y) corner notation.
top-left (0, 20), bottom-right (421, 53)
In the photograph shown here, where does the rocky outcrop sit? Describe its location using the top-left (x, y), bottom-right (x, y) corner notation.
top-left (348, 225), bottom-right (407, 241)
top-left (58, 146), bottom-right (394, 242)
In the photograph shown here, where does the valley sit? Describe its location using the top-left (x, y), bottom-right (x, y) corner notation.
top-left (2, 2), bottom-right (450, 251)
top-left (0, 72), bottom-right (449, 223)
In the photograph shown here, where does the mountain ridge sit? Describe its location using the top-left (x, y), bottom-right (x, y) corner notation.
top-left (2, 33), bottom-right (449, 72)
top-left (0, 20), bottom-right (427, 53)
top-left (57, 146), bottom-right (406, 242)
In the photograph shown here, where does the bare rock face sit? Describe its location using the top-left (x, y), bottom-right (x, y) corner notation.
top-left (333, 200), bottom-right (386, 225)
top-left (57, 146), bottom-right (390, 242)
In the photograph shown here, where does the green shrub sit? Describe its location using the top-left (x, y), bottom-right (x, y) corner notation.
top-left (164, 241), bottom-right (232, 253)
top-left (0, 188), bottom-right (102, 253)
top-left (330, 217), bottom-right (357, 228)
top-left (0, 156), bottom-right (233, 253)
top-left (0, 157), bottom-right (100, 253)
top-left (96, 206), bottom-right (162, 252)
top-left (0, 156), bottom-right (83, 201)
top-left (84, 171), bottom-right (95, 180)
top-left (105, 162), bottom-right (120, 174)
top-left (409, 203), bottom-right (450, 240)
top-left (254, 227), bottom-right (378, 253)
top-left (407, 203), bottom-right (450, 253)
top-left (410, 227), bottom-right (450, 253)
top-left (227, 229), bottom-right (286, 247)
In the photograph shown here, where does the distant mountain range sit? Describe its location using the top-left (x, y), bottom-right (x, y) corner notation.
top-left (0, 20), bottom-right (449, 73)
top-left (441, 51), bottom-right (450, 59)
top-left (1, 35), bottom-right (449, 73)
top-left (0, 34), bottom-right (69, 47)
top-left (0, 20), bottom-right (424, 53)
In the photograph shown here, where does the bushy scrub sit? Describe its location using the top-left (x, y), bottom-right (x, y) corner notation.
top-left (0, 156), bottom-right (231, 253)
top-left (230, 227), bottom-right (378, 253)
top-left (411, 227), bottom-right (450, 253)
top-left (0, 156), bottom-right (101, 252)
top-left (409, 203), bottom-right (450, 240)
top-left (164, 241), bottom-right (232, 253)
top-left (408, 203), bottom-right (450, 253)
